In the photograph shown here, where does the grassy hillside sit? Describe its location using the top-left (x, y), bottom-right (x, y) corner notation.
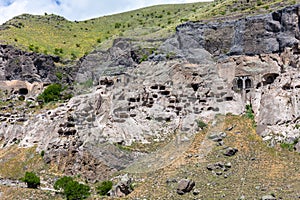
top-left (0, 0), bottom-right (299, 60)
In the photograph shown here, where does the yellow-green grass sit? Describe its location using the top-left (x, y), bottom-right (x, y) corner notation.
top-left (0, 0), bottom-right (299, 61)
top-left (0, 145), bottom-right (46, 179)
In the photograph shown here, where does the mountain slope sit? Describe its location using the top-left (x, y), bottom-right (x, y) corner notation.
top-left (0, 0), bottom-right (299, 60)
top-left (0, 1), bottom-right (300, 199)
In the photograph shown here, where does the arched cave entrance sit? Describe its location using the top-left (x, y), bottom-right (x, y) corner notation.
top-left (237, 79), bottom-right (243, 89)
top-left (263, 73), bottom-right (279, 86)
top-left (245, 78), bottom-right (252, 89)
top-left (234, 76), bottom-right (253, 90)
top-left (19, 88), bottom-right (28, 95)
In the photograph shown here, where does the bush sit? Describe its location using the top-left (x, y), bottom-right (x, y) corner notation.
top-left (97, 180), bottom-right (113, 196)
top-left (54, 176), bottom-right (90, 200)
top-left (245, 104), bottom-right (256, 127)
top-left (38, 83), bottom-right (62, 103)
top-left (197, 120), bottom-right (207, 129)
top-left (29, 44), bottom-right (35, 51)
top-left (280, 138), bottom-right (298, 151)
top-left (257, 0), bottom-right (263, 6)
top-left (115, 22), bottom-right (122, 28)
top-left (70, 53), bottom-right (77, 60)
top-left (139, 54), bottom-right (148, 63)
top-left (245, 104), bottom-right (254, 121)
top-left (54, 176), bottom-right (73, 191)
top-left (280, 142), bottom-right (295, 151)
top-left (54, 48), bottom-right (63, 55)
top-left (23, 172), bottom-right (40, 189)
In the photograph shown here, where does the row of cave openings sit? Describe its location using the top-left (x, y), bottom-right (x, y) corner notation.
top-left (1, 87), bottom-right (30, 101)
top-left (1, 87), bottom-right (29, 96)
top-left (234, 73), bottom-right (279, 91)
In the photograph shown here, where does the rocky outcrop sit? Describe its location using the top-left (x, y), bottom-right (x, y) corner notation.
top-left (175, 5), bottom-right (300, 56)
top-left (108, 174), bottom-right (133, 197)
top-left (162, 4), bottom-right (300, 146)
top-left (177, 179), bottom-right (195, 195)
top-left (75, 38), bottom-right (139, 84)
top-left (0, 44), bottom-right (58, 83)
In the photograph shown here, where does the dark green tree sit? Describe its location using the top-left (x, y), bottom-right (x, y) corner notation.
top-left (23, 171), bottom-right (40, 189)
top-left (54, 176), bottom-right (73, 191)
top-left (54, 176), bottom-right (90, 200)
top-left (64, 180), bottom-right (90, 200)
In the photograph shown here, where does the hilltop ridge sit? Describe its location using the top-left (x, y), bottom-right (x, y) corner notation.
top-left (0, 0), bottom-right (299, 60)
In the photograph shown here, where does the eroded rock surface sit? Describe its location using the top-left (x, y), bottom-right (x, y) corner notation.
top-left (0, 44), bottom-right (58, 82)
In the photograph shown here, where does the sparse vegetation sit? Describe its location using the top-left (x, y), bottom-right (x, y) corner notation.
top-left (55, 72), bottom-right (63, 80)
top-left (245, 104), bottom-right (254, 119)
top-left (280, 138), bottom-right (298, 151)
top-left (79, 79), bottom-right (93, 89)
top-left (197, 120), bottom-right (207, 129)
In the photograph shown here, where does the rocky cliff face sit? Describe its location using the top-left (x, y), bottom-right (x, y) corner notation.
top-left (175, 5), bottom-right (300, 56)
top-left (0, 44), bottom-right (59, 83)
top-left (0, 4), bottom-right (300, 181)
top-left (168, 4), bottom-right (300, 146)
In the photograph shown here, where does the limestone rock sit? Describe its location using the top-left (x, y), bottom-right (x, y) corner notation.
top-left (177, 179), bottom-right (195, 195)
top-left (108, 174), bottom-right (132, 197)
top-left (208, 132), bottom-right (227, 142)
top-left (175, 5), bottom-right (300, 57)
top-left (0, 44), bottom-right (58, 82)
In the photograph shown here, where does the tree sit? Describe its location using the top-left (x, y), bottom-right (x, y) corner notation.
top-left (96, 180), bottom-right (113, 196)
top-left (64, 180), bottom-right (90, 200)
top-left (54, 176), bottom-right (90, 200)
top-left (23, 171), bottom-right (40, 189)
top-left (54, 176), bottom-right (73, 191)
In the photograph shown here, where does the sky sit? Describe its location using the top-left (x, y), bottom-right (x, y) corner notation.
top-left (0, 0), bottom-right (212, 25)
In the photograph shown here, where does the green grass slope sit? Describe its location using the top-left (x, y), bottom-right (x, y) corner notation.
top-left (0, 0), bottom-right (299, 60)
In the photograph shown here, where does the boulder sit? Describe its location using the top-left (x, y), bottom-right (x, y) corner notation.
top-left (223, 147), bottom-right (238, 157)
top-left (177, 179), bottom-right (195, 195)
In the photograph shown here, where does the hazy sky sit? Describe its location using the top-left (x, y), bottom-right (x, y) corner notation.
top-left (0, 0), bottom-right (212, 24)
